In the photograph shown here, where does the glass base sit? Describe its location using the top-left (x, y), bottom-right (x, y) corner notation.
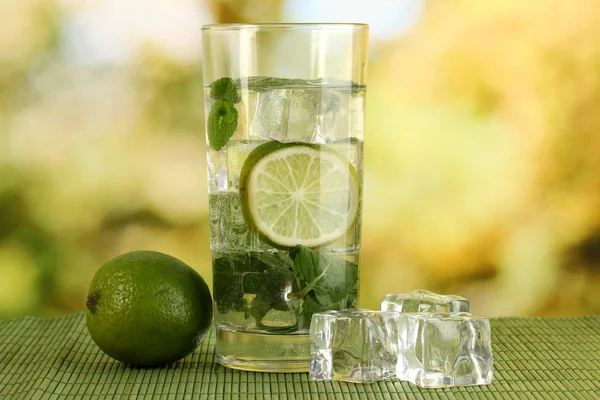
top-left (215, 326), bottom-right (310, 372)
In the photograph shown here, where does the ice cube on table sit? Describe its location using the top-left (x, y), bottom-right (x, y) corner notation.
top-left (396, 312), bottom-right (493, 388)
top-left (381, 289), bottom-right (469, 313)
top-left (310, 310), bottom-right (399, 383)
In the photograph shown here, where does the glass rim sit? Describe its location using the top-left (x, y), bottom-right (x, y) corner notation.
top-left (201, 23), bottom-right (369, 32)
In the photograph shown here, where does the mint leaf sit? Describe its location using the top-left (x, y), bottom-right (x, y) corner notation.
top-left (290, 245), bottom-right (358, 305)
top-left (297, 294), bottom-right (323, 330)
top-left (247, 295), bottom-right (271, 323)
top-left (207, 77), bottom-right (241, 150)
top-left (214, 253), bottom-right (269, 273)
top-left (235, 76), bottom-right (307, 92)
top-left (207, 99), bottom-right (238, 151)
top-left (297, 294), bottom-right (348, 331)
top-left (213, 253), bottom-right (271, 314)
top-left (258, 251), bottom-right (294, 271)
top-left (213, 272), bottom-right (244, 314)
top-left (210, 77), bottom-right (241, 103)
top-left (243, 267), bottom-right (295, 325)
top-left (234, 76), bottom-right (366, 93)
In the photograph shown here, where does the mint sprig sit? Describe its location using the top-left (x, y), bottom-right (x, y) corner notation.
top-left (207, 100), bottom-right (238, 151)
top-left (214, 248), bottom-right (357, 332)
top-left (210, 77), bottom-right (241, 103)
top-left (234, 76), bottom-right (366, 93)
top-left (207, 77), bottom-right (241, 151)
top-left (289, 245), bottom-right (358, 306)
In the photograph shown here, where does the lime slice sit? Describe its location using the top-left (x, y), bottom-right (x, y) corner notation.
top-left (239, 141), bottom-right (359, 249)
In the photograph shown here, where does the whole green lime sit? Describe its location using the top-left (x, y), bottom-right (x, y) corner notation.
top-left (85, 250), bottom-right (213, 367)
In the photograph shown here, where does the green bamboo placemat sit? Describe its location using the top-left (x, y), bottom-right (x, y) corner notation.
top-left (0, 314), bottom-right (599, 399)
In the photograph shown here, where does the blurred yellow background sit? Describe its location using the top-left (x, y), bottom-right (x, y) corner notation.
top-left (1, 0), bottom-right (599, 320)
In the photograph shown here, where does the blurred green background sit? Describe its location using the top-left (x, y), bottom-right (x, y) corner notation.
top-left (1, 0), bottom-right (599, 320)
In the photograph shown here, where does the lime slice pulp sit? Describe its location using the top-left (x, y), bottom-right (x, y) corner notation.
top-left (239, 141), bottom-right (359, 249)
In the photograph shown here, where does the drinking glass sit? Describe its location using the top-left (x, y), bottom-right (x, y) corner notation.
top-left (202, 23), bottom-right (368, 372)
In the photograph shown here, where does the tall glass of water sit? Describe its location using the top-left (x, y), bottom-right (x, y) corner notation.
top-left (202, 23), bottom-right (368, 372)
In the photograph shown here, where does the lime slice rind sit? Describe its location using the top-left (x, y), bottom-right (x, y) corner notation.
top-left (240, 141), bottom-right (359, 249)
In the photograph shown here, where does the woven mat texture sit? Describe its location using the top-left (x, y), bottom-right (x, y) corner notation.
top-left (1, 314), bottom-right (599, 399)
